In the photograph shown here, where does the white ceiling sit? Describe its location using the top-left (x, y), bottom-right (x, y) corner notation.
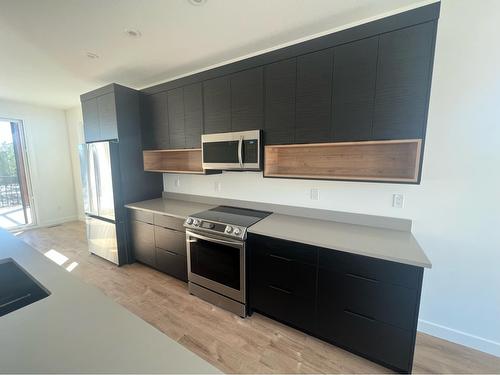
top-left (0, 0), bottom-right (434, 109)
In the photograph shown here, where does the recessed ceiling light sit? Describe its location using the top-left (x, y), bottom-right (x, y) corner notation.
top-left (124, 29), bottom-right (142, 38)
top-left (188, 0), bottom-right (207, 6)
top-left (86, 52), bottom-right (99, 59)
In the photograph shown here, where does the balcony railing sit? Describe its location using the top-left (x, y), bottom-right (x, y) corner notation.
top-left (0, 176), bottom-right (22, 208)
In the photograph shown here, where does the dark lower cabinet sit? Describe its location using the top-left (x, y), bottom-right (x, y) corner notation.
top-left (156, 248), bottom-right (188, 282)
top-left (130, 220), bottom-right (156, 267)
top-left (249, 234), bottom-right (424, 374)
top-left (128, 209), bottom-right (188, 282)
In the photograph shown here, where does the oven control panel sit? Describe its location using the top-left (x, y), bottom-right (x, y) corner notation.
top-left (184, 217), bottom-right (246, 240)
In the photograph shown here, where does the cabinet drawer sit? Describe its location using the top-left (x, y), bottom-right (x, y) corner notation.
top-left (319, 248), bottom-right (421, 289)
top-left (155, 248), bottom-right (187, 282)
top-left (154, 213), bottom-right (185, 232)
top-left (129, 209), bottom-right (154, 224)
top-left (251, 282), bottom-right (315, 332)
top-left (252, 251), bottom-right (317, 299)
top-left (249, 234), bottom-right (318, 265)
top-left (318, 307), bottom-right (413, 372)
top-left (318, 270), bottom-right (418, 330)
top-left (154, 226), bottom-right (186, 256)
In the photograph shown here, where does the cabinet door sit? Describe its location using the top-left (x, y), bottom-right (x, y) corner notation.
top-left (264, 58), bottom-right (296, 144)
top-left (230, 67), bottom-right (263, 131)
top-left (332, 37), bottom-right (378, 141)
top-left (184, 83), bottom-right (203, 148)
top-left (82, 98), bottom-right (100, 143)
top-left (167, 88), bottom-right (186, 149)
top-left (142, 92), bottom-right (169, 149)
top-left (97, 92), bottom-right (118, 141)
top-left (295, 49), bottom-right (334, 144)
top-left (130, 220), bottom-right (156, 267)
top-left (372, 22), bottom-right (435, 140)
top-left (154, 226), bottom-right (186, 256)
top-left (203, 76), bottom-right (231, 134)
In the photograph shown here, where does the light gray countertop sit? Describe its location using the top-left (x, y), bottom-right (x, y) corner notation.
top-left (125, 197), bottom-right (431, 268)
top-left (0, 229), bottom-right (220, 374)
top-left (125, 198), bottom-right (215, 219)
top-left (248, 213), bottom-right (431, 268)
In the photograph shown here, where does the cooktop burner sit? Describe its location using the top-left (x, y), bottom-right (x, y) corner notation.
top-left (184, 206), bottom-right (272, 240)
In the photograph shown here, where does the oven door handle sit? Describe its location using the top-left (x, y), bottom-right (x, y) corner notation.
top-left (238, 136), bottom-right (243, 168)
top-left (186, 230), bottom-right (242, 246)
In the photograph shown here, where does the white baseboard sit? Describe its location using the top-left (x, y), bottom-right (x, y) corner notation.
top-left (418, 319), bottom-right (500, 357)
top-left (37, 215), bottom-right (79, 228)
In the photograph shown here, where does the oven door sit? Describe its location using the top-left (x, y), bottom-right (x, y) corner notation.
top-left (202, 130), bottom-right (261, 170)
top-left (186, 230), bottom-right (245, 303)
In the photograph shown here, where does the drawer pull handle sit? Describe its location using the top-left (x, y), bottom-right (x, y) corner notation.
top-left (268, 254), bottom-right (293, 262)
top-left (344, 309), bottom-right (375, 322)
top-left (268, 285), bottom-right (292, 295)
top-left (346, 273), bottom-right (378, 283)
top-left (161, 249), bottom-right (178, 256)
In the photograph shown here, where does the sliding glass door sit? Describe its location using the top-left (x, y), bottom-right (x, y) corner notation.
top-left (0, 119), bottom-right (34, 229)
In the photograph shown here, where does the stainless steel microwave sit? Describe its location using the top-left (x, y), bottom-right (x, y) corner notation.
top-left (201, 130), bottom-right (262, 171)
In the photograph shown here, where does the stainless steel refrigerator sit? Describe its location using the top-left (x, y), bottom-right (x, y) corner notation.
top-left (79, 142), bottom-right (119, 264)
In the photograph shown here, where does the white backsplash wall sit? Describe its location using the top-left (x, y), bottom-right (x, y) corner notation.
top-left (164, 0), bottom-right (500, 356)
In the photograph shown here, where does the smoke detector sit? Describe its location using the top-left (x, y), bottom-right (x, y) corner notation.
top-left (188, 0), bottom-right (207, 6)
top-left (86, 52), bottom-right (99, 59)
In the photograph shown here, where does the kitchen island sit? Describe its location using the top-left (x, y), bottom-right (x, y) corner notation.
top-left (0, 229), bottom-right (219, 374)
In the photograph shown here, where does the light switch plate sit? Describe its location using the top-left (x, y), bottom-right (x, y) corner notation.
top-left (392, 193), bottom-right (405, 208)
top-left (215, 181), bottom-right (222, 192)
top-left (174, 177), bottom-right (180, 188)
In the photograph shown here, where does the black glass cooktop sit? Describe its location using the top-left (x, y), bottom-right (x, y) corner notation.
top-left (192, 206), bottom-right (272, 227)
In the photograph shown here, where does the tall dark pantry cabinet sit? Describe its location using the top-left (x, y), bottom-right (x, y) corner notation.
top-left (80, 84), bottom-right (163, 265)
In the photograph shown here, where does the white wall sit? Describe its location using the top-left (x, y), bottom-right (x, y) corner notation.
top-left (0, 99), bottom-right (78, 227)
top-left (65, 106), bottom-right (85, 220)
top-left (164, 0), bottom-right (500, 356)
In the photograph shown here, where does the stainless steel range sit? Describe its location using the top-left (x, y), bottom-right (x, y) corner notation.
top-left (184, 206), bottom-right (271, 317)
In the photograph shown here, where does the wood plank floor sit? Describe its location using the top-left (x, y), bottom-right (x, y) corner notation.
top-left (17, 221), bottom-right (500, 374)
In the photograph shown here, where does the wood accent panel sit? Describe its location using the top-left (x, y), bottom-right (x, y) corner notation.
top-left (264, 139), bottom-right (421, 182)
top-left (143, 149), bottom-right (204, 174)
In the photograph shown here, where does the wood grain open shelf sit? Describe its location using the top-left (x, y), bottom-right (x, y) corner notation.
top-left (143, 149), bottom-right (208, 174)
top-left (264, 139), bottom-right (422, 183)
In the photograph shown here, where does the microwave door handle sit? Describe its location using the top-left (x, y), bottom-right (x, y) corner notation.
top-left (238, 136), bottom-right (243, 168)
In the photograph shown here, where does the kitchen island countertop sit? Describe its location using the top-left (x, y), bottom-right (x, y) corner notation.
top-left (0, 229), bottom-right (220, 374)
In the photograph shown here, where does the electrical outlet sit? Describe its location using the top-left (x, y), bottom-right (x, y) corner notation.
top-left (392, 193), bottom-right (405, 208)
top-left (310, 188), bottom-right (320, 201)
top-left (174, 177), bottom-right (180, 188)
top-left (214, 181), bottom-right (222, 192)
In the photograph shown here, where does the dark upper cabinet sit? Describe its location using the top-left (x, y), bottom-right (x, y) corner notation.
top-left (81, 92), bottom-right (118, 143)
top-left (184, 83), bottom-right (203, 148)
top-left (372, 22), bottom-right (435, 140)
top-left (97, 92), bottom-right (118, 141)
top-left (230, 67), bottom-right (264, 132)
top-left (203, 76), bottom-right (231, 134)
top-left (167, 88), bottom-right (186, 149)
top-left (295, 49), bottom-right (334, 144)
top-left (82, 98), bottom-right (100, 143)
top-left (141, 92), bottom-right (169, 149)
top-left (332, 37), bottom-right (378, 141)
top-left (264, 58), bottom-right (297, 144)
